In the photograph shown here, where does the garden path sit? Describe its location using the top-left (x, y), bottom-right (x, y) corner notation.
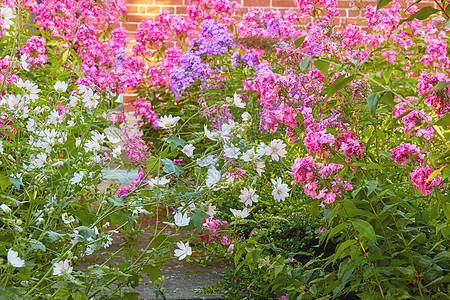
top-left (89, 169), bottom-right (226, 300)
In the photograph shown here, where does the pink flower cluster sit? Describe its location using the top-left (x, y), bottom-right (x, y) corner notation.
top-left (133, 98), bottom-right (159, 128)
top-left (20, 36), bottom-right (48, 68)
top-left (410, 166), bottom-right (443, 196)
top-left (391, 143), bottom-right (424, 165)
top-left (118, 168), bottom-right (146, 196)
top-left (199, 218), bottom-right (230, 245)
top-left (34, 0), bottom-right (143, 93)
top-left (35, 0), bottom-right (126, 40)
top-left (292, 156), bottom-right (352, 205)
top-left (236, 8), bottom-right (301, 39)
top-left (123, 132), bottom-right (148, 165)
top-left (393, 99), bottom-right (434, 140)
top-left (417, 71), bottom-right (450, 117)
top-left (186, 0), bottom-right (241, 26)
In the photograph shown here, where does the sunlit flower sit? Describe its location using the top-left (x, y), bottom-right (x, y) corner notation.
top-left (53, 259), bottom-right (73, 276)
top-left (62, 213), bottom-right (75, 224)
top-left (233, 92), bottom-right (246, 108)
top-left (174, 241), bottom-right (192, 260)
top-left (182, 144), bottom-right (195, 157)
top-left (54, 81), bottom-right (68, 93)
top-left (230, 207), bottom-right (249, 219)
top-left (7, 249), bottom-right (25, 268)
top-left (271, 178), bottom-right (290, 201)
top-left (224, 146), bottom-right (240, 159)
top-left (158, 115), bottom-right (180, 129)
top-left (239, 188), bottom-right (259, 206)
top-left (1, 204), bottom-right (11, 214)
top-left (70, 171), bottom-right (84, 185)
top-left (174, 212), bottom-right (190, 227)
top-left (197, 155), bottom-right (215, 167)
top-left (265, 139), bottom-right (287, 161)
top-left (206, 166), bottom-right (221, 187)
top-left (149, 176), bottom-right (170, 186)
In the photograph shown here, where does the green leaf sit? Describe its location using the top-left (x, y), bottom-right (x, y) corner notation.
top-left (326, 222), bottom-right (349, 242)
top-left (187, 208), bottom-right (210, 231)
top-left (333, 240), bottom-right (356, 263)
top-left (367, 180), bottom-right (378, 196)
top-left (0, 173), bottom-right (11, 191)
top-left (300, 56), bottom-right (311, 72)
top-left (147, 156), bottom-right (161, 172)
top-left (435, 114), bottom-right (450, 127)
top-left (161, 158), bottom-right (181, 176)
top-left (143, 265), bottom-right (162, 283)
top-left (430, 81), bottom-right (450, 93)
top-left (326, 75), bottom-right (355, 100)
top-left (352, 219), bottom-right (377, 242)
top-left (29, 239), bottom-right (46, 251)
top-left (165, 137), bottom-right (185, 150)
top-left (313, 59), bottom-right (330, 77)
top-left (380, 91), bottom-right (394, 109)
top-left (9, 177), bottom-right (23, 190)
top-left (294, 35), bottom-right (306, 48)
top-left (377, 0), bottom-right (393, 10)
top-left (426, 166), bottom-right (445, 182)
top-left (400, 6), bottom-right (439, 24)
top-left (367, 92), bottom-right (383, 115)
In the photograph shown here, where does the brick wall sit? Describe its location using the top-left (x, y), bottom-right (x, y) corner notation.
top-left (122, 0), bottom-right (437, 110)
top-left (125, 0), bottom-right (438, 41)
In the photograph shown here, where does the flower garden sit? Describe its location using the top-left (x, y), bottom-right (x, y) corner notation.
top-left (0, 0), bottom-right (449, 299)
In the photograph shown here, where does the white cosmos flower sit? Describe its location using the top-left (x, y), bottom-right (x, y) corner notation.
top-left (265, 139), bottom-right (287, 161)
top-left (20, 54), bottom-right (29, 71)
top-left (233, 92), bottom-right (246, 108)
top-left (174, 241), bottom-right (192, 260)
top-left (182, 144), bottom-right (195, 157)
top-left (62, 213), bottom-right (75, 224)
top-left (255, 160), bottom-right (265, 176)
top-left (54, 81), bottom-right (68, 93)
top-left (241, 147), bottom-right (264, 162)
top-left (206, 204), bottom-right (217, 218)
top-left (70, 171), bottom-right (84, 185)
top-left (53, 259), bottom-right (73, 276)
top-left (197, 155), bottom-right (215, 167)
top-left (242, 112), bottom-right (251, 121)
top-left (7, 249), bottom-right (25, 268)
top-left (271, 178), bottom-right (290, 201)
top-left (1, 7), bottom-right (15, 30)
top-left (81, 88), bottom-right (100, 109)
top-left (157, 115), bottom-right (180, 129)
top-left (0, 140), bottom-right (3, 154)
top-left (149, 176), bottom-right (170, 187)
top-left (224, 146), bottom-right (240, 159)
top-left (230, 207), bottom-right (249, 219)
top-left (112, 146), bottom-right (121, 158)
top-left (239, 188), bottom-right (259, 206)
top-left (204, 125), bottom-right (217, 141)
top-left (1, 204), bottom-right (11, 214)
top-left (205, 166), bottom-right (221, 187)
top-left (132, 206), bottom-right (148, 215)
top-left (174, 212), bottom-right (190, 227)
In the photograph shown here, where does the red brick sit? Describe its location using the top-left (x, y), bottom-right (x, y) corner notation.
top-left (127, 5), bottom-right (138, 14)
top-left (175, 6), bottom-right (187, 14)
top-left (127, 14), bottom-right (154, 23)
top-left (160, 6), bottom-right (175, 14)
top-left (244, 0), bottom-right (270, 7)
top-left (155, 0), bottom-right (183, 4)
top-left (272, 0), bottom-right (296, 7)
top-left (127, 0), bottom-right (153, 5)
top-left (348, 9), bottom-right (362, 17)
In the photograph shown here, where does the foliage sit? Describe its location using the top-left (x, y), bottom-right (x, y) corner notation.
top-left (129, 0), bottom-right (449, 299)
